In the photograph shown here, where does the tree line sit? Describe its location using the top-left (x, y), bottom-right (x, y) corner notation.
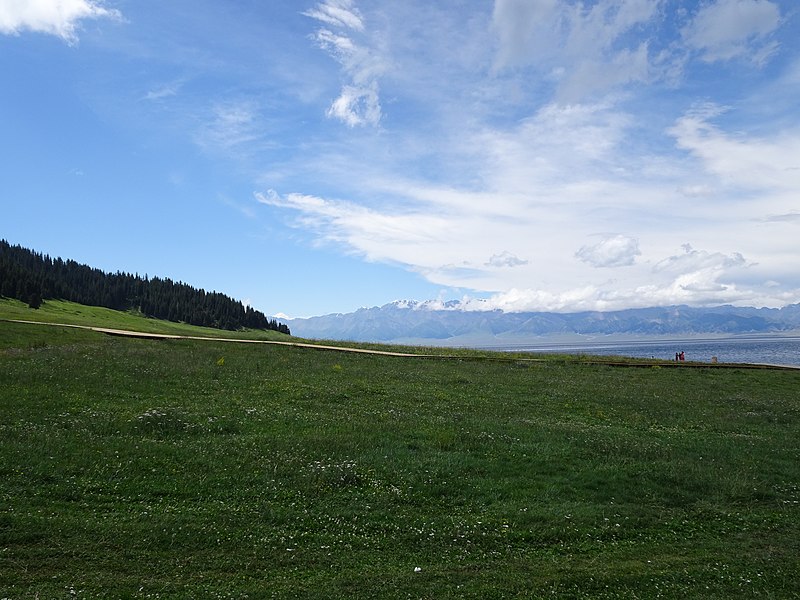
top-left (0, 239), bottom-right (290, 334)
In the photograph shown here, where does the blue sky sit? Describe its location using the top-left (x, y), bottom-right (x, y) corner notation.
top-left (2, 0), bottom-right (799, 317)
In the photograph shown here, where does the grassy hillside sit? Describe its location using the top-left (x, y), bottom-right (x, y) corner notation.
top-left (1, 305), bottom-right (799, 598)
top-left (0, 298), bottom-right (290, 341)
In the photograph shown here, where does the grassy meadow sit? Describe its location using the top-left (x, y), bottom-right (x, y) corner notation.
top-left (1, 300), bottom-right (799, 598)
top-left (0, 299), bottom-right (291, 341)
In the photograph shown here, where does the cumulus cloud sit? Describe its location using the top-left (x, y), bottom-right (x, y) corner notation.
top-left (0, 0), bottom-right (120, 44)
top-left (453, 244), bottom-right (767, 313)
top-left (653, 244), bottom-right (748, 274)
top-left (682, 0), bottom-right (781, 64)
top-left (576, 235), bottom-right (640, 268)
top-left (305, 0), bottom-right (385, 127)
top-left (460, 286), bottom-right (603, 313)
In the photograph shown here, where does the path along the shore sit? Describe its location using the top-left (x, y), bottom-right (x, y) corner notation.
top-left (5, 319), bottom-right (799, 371)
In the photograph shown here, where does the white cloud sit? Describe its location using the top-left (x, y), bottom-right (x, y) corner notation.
top-left (669, 104), bottom-right (800, 192)
top-left (196, 100), bottom-right (265, 152)
top-left (486, 252), bottom-right (528, 268)
top-left (677, 184), bottom-right (715, 198)
top-left (763, 212), bottom-right (800, 224)
top-left (490, 0), bottom-right (562, 70)
top-left (302, 0), bottom-right (363, 32)
top-left (456, 244), bottom-right (773, 312)
top-left (461, 286), bottom-right (604, 313)
top-left (258, 88), bottom-right (800, 311)
top-left (314, 28), bottom-right (356, 58)
top-left (576, 235), bottom-right (641, 268)
top-left (653, 244), bottom-right (747, 274)
top-left (255, 189), bottom-right (451, 255)
top-left (305, 0), bottom-right (386, 127)
top-left (0, 0), bottom-right (120, 44)
top-left (491, 0), bottom-right (661, 100)
top-left (144, 81), bottom-right (183, 102)
top-left (682, 0), bottom-right (782, 64)
top-left (489, 0), bottom-right (786, 102)
top-left (477, 101), bottom-right (633, 193)
top-left (255, 2), bottom-right (799, 313)
top-left (326, 83), bottom-right (381, 127)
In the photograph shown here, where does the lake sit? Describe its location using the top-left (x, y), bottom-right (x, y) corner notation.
top-left (500, 336), bottom-right (800, 367)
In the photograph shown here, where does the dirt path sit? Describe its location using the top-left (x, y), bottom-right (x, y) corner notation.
top-left (4, 319), bottom-right (799, 370)
top-left (4, 319), bottom-right (431, 357)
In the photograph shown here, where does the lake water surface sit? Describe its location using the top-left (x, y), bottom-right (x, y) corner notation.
top-left (501, 336), bottom-right (800, 367)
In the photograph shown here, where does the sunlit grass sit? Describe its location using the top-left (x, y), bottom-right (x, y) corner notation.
top-left (1, 312), bottom-right (799, 598)
top-left (0, 298), bottom-right (289, 341)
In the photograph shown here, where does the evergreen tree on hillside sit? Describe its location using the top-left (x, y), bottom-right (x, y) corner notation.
top-left (0, 239), bottom-right (290, 334)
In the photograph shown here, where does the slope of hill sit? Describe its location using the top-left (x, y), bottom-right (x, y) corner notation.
top-left (0, 239), bottom-right (289, 334)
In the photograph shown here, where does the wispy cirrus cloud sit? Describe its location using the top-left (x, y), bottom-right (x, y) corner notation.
top-left (669, 103), bottom-right (800, 192)
top-left (143, 81), bottom-right (183, 102)
top-left (303, 0), bottom-right (364, 31)
top-left (304, 0), bottom-right (387, 127)
top-left (681, 0), bottom-right (782, 64)
top-left (489, 0), bottom-right (786, 102)
top-left (0, 0), bottom-right (120, 44)
top-left (195, 99), bottom-right (274, 156)
top-left (491, 0), bottom-right (661, 101)
top-left (255, 189), bottom-right (452, 256)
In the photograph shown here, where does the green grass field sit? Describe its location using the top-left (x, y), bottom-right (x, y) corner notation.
top-left (0, 299), bottom-right (290, 341)
top-left (1, 300), bottom-right (799, 598)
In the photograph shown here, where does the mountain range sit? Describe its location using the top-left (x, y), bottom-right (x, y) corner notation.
top-left (283, 301), bottom-right (800, 347)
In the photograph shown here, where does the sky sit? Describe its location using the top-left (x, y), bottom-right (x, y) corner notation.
top-left (1, 0), bottom-right (799, 318)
